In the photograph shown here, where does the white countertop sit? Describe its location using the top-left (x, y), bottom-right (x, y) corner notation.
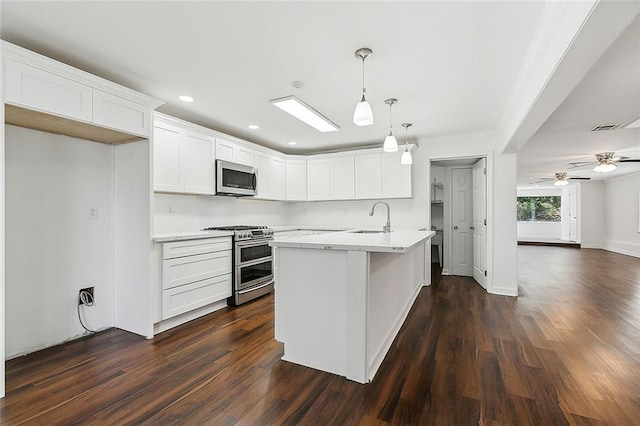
top-left (271, 225), bottom-right (349, 232)
top-left (153, 230), bottom-right (234, 243)
top-left (270, 229), bottom-right (435, 253)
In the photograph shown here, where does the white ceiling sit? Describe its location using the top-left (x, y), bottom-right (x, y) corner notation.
top-left (0, 1), bottom-right (545, 154)
top-left (517, 15), bottom-right (640, 188)
top-left (1, 1), bottom-right (637, 185)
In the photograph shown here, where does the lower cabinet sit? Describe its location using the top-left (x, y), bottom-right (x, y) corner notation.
top-left (161, 237), bottom-right (232, 320)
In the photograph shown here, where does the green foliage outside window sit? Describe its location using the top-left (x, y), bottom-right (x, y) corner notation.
top-left (517, 196), bottom-right (561, 222)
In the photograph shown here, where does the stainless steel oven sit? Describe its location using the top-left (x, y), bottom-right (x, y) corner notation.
top-left (203, 225), bottom-right (274, 305)
top-left (235, 238), bottom-right (274, 304)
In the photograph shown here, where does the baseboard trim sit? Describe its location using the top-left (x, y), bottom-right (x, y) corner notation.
top-left (153, 300), bottom-right (228, 335)
top-left (490, 286), bottom-right (518, 297)
top-left (604, 240), bottom-right (640, 258)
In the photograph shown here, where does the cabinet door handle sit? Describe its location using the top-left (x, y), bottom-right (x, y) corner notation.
top-left (453, 226), bottom-right (458, 230)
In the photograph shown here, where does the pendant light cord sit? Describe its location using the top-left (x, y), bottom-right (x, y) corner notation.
top-left (389, 102), bottom-right (393, 133)
top-left (361, 57), bottom-right (366, 98)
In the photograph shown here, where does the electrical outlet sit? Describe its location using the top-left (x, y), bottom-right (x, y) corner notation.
top-left (89, 207), bottom-right (98, 219)
top-left (168, 204), bottom-right (173, 214)
top-left (78, 286), bottom-right (95, 305)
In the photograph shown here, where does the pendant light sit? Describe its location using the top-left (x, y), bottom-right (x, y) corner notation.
top-left (353, 48), bottom-right (374, 126)
top-left (383, 98), bottom-right (398, 152)
top-left (401, 123), bottom-right (413, 165)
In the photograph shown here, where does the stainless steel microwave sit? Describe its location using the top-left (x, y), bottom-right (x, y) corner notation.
top-left (216, 160), bottom-right (257, 197)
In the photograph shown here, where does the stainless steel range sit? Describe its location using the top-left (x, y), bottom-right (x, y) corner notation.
top-left (203, 225), bottom-right (274, 306)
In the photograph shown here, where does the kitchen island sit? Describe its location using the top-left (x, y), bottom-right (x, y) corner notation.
top-left (270, 229), bottom-right (434, 383)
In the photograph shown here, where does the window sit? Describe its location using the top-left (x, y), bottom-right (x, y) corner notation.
top-left (517, 196), bottom-right (561, 222)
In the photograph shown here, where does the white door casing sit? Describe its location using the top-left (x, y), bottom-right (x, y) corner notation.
top-left (451, 168), bottom-right (473, 277)
top-left (472, 159), bottom-right (487, 288)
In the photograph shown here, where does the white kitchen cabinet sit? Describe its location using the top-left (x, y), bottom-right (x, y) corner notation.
top-left (161, 237), bottom-right (232, 320)
top-left (382, 150), bottom-right (412, 198)
top-left (216, 138), bottom-right (253, 166)
top-left (153, 122), bottom-right (183, 193)
top-left (355, 153), bottom-right (383, 199)
top-left (269, 156), bottom-right (286, 200)
top-left (286, 159), bottom-right (307, 201)
top-left (183, 132), bottom-right (215, 194)
top-left (92, 89), bottom-right (151, 137)
top-left (253, 151), bottom-right (271, 199)
top-left (307, 159), bottom-right (332, 200)
top-left (331, 156), bottom-right (355, 200)
top-left (4, 53), bottom-right (157, 139)
top-left (5, 58), bottom-right (93, 123)
top-left (153, 115), bottom-right (215, 195)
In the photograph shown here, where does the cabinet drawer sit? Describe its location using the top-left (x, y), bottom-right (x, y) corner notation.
top-left (162, 274), bottom-right (231, 320)
top-left (93, 89), bottom-right (150, 137)
top-left (5, 59), bottom-right (93, 122)
top-left (162, 251), bottom-right (231, 290)
top-left (163, 237), bottom-right (232, 259)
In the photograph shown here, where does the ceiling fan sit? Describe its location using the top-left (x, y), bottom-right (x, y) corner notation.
top-left (569, 152), bottom-right (640, 173)
top-left (532, 171), bottom-right (591, 187)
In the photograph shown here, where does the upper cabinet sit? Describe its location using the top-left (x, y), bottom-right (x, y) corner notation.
top-left (382, 150), bottom-right (412, 198)
top-left (2, 41), bottom-right (162, 142)
top-left (5, 59), bottom-right (93, 122)
top-left (154, 114), bottom-right (215, 195)
top-left (215, 139), bottom-right (253, 166)
top-left (307, 156), bottom-right (355, 201)
top-left (151, 110), bottom-right (414, 202)
top-left (331, 156), bottom-right (355, 200)
top-left (269, 156), bottom-right (286, 200)
top-left (285, 159), bottom-right (307, 201)
top-left (355, 153), bottom-right (383, 199)
top-left (307, 159), bottom-right (332, 200)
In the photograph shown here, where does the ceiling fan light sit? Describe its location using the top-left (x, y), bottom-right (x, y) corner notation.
top-left (593, 162), bottom-right (617, 173)
top-left (353, 99), bottom-right (374, 126)
top-left (383, 133), bottom-right (398, 152)
top-left (554, 179), bottom-right (569, 187)
top-left (401, 148), bottom-right (413, 165)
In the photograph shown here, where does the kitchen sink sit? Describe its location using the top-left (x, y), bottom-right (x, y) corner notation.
top-left (349, 230), bottom-right (385, 234)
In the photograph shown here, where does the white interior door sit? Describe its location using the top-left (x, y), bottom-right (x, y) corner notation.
top-left (451, 168), bottom-right (473, 277)
top-left (569, 187), bottom-right (578, 242)
top-left (472, 159), bottom-right (487, 288)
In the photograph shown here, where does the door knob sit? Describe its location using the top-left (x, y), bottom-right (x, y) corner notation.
top-left (453, 226), bottom-right (458, 230)
top-left (470, 226), bottom-right (475, 230)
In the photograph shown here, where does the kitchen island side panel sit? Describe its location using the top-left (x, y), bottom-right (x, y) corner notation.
top-left (275, 247), bottom-right (349, 377)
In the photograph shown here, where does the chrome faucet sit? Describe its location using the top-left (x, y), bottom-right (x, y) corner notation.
top-left (369, 201), bottom-right (391, 233)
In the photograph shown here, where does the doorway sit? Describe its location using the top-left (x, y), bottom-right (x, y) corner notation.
top-left (429, 157), bottom-right (487, 289)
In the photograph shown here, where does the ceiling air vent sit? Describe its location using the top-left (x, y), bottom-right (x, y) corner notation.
top-left (590, 123), bottom-right (622, 131)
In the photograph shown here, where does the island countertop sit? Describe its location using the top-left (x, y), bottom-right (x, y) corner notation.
top-left (270, 229), bottom-right (434, 253)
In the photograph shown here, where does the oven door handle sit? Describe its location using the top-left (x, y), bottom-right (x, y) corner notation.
top-left (238, 280), bottom-right (274, 294)
top-left (236, 238), bottom-right (273, 248)
top-left (236, 257), bottom-right (273, 268)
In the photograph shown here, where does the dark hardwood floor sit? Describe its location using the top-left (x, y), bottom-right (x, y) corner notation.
top-left (1, 247), bottom-right (639, 424)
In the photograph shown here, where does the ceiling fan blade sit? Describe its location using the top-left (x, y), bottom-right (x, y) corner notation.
top-left (532, 178), bottom-right (554, 184)
top-left (568, 162), bottom-right (593, 168)
top-left (618, 159), bottom-right (640, 162)
top-left (568, 177), bottom-right (591, 180)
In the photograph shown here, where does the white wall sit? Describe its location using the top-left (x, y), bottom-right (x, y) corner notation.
top-left (516, 187), bottom-right (562, 240)
top-left (579, 181), bottom-right (605, 249)
top-left (153, 193), bottom-right (290, 233)
top-left (5, 125), bottom-right (114, 358)
top-left (604, 172), bottom-right (640, 257)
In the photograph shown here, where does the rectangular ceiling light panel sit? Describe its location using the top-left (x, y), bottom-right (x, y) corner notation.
top-left (270, 95), bottom-right (339, 132)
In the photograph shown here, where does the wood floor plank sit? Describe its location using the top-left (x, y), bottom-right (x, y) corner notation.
top-left (1, 246), bottom-right (639, 424)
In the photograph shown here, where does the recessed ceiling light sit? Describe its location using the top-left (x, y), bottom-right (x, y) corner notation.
top-left (178, 95), bottom-right (195, 102)
top-left (288, 141), bottom-right (297, 145)
top-left (248, 124), bottom-right (260, 130)
top-left (271, 95), bottom-right (339, 133)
